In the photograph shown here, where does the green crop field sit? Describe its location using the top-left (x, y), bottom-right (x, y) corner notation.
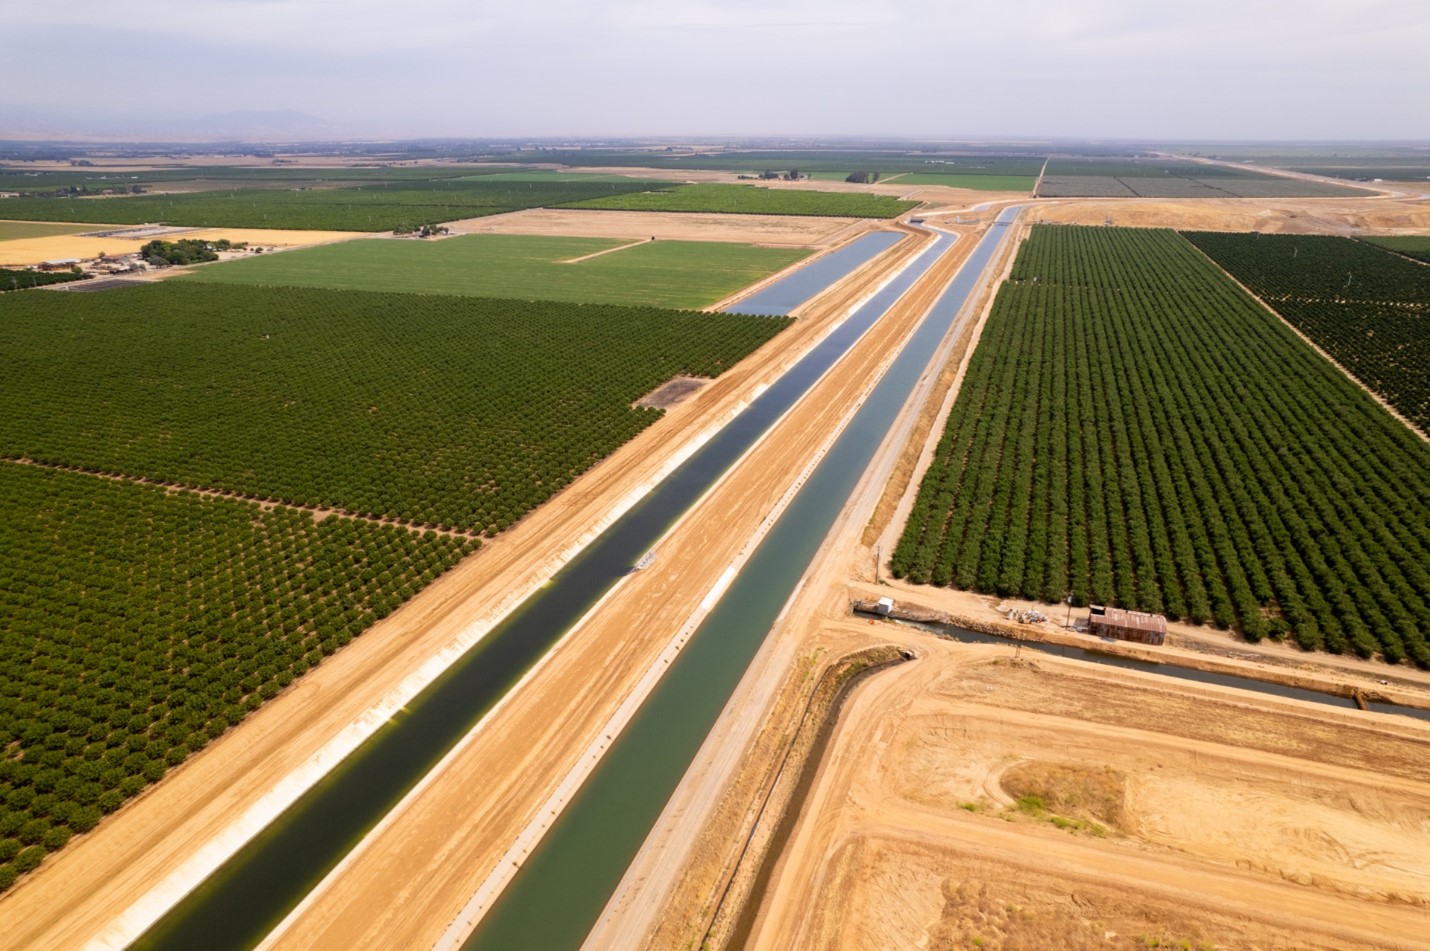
top-left (0, 463), bottom-right (475, 891)
top-left (559, 183), bottom-right (917, 218)
top-left (893, 225), bottom-right (1430, 666)
top-left (1361, 235), bottom-right (1430, 264)
top-left (0, 267), bottom-right (89, 292)
top-left (1036, 158), bottom-right (1367, 198)
top-left (1186, 232), bottom-right (1430, 432)
top-left (483, 149), bottom-right (1048, 179)
top-left (0, 165), bottom-right (481, 195)
top-left (0, 221), bottom-right (98, 241)
top-left (882, 173), bottom-right (1035, 191)
top-left (452, 170), bottom-right (638, 183)
top-left (187, 234), bottom-right (809, 309)
top-left (0, 179), bottom-right (661, 232)
top-left (0, 282), bottom-right (789, 535)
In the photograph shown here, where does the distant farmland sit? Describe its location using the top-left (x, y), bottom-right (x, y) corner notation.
top-left (884, 173), bottom-right (1036, 191)
top-left (188, 234), bottom-right (810, 309)
top-left (1186, 232), bottom-right (1430, 432)
top-left (0, 178), bottom-right (661, 232)
top-left (893, 225), bottom-right (1430, 666)
top-left (560, 183), bottom-right (918, 218)
top-left (1036, 158), bottom-right (1367, 198)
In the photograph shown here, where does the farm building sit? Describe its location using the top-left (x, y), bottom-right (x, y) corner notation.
top-left (1088, 604), bottom-right (1167, 646)
top-left (37, 258), bottom-right (80, 271)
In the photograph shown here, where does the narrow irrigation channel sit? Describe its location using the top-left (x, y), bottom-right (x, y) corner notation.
top-left (462, 211), bottom-right (1023, 950)
top-left (888, 616), bottom-right (1430, 723)
top-left (129, 230), bottom-right (946, 949)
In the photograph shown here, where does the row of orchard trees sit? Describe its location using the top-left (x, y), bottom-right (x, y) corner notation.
top-left (1186, 231), bottom-right (1430, 433)
top-left (0, 282), bottom-right (790, 536)
top-left (893, 225), bottom-right (1430, 667)
top-left (0, 464), bottom-right (475, 891)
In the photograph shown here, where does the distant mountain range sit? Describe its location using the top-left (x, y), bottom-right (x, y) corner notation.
top-left (0, 109), bottom-right (348, 143)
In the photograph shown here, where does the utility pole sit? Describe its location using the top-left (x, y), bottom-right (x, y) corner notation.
top-left (1065, 592), bottom-right (1073, 629)
top-left (874, 545), bottom-right (881, 584)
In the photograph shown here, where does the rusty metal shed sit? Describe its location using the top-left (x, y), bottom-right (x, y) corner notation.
top-left (1088, 604), bottom-right (1167, 646)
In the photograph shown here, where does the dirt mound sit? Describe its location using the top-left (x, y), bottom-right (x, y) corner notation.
top-left (1000, 760), bottom-right (1127, 831)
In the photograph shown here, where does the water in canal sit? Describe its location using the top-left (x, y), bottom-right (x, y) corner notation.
top-left (727, 230), bottom-right (904, 316)
top-left (894, 617), bottom-right (1430, 723)
top-left (132, 231), bottom-right (949, 948)
top-left (465, 214), bottom-right (1021, 950)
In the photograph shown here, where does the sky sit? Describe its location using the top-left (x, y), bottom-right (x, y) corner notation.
top-left (3, 0), bottom-right (1428, 141)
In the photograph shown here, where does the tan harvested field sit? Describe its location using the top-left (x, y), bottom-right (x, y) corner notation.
top-left (745, 643), bottom-right (1430, 951)
top-left (0, 234), bottom-right (149, 266)
top-left (0, 224), bottom-right (936, 950)
top-left (1032, 195), bottom-right (1430, 234)
top-left (447, 206), bottom-right (871, 246)
top-left (0, 226), bottom-right (361, 267)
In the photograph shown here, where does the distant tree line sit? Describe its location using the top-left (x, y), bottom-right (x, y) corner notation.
top-left (141, 238), bottom-right (245, 267)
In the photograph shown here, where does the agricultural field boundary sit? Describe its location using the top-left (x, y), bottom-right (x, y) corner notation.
top-left (559, 237), bottom-right (651, 263)
top-left (82, 228), bottom-right (936, 951)
top-left (2, 457), bottom-right (483, 540)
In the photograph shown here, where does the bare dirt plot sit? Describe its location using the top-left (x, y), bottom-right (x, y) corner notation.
top-left (446, 208), bottom-right (871, 247)
top-left (634, 376), bottom-right (708, 409)
top-left (1032, 196), bottom-right (1430, 234)
top-left (748, 644), bottom-right (1430, 951)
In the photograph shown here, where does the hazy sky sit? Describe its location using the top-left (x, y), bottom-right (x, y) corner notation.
top-left (4, 0), bottom-right (1428, 140)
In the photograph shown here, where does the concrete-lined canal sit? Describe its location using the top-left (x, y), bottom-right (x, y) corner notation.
top-left (462, 211), bottom-right (1022, 949)
top-left (131, 227), bottom-right (957, 948)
